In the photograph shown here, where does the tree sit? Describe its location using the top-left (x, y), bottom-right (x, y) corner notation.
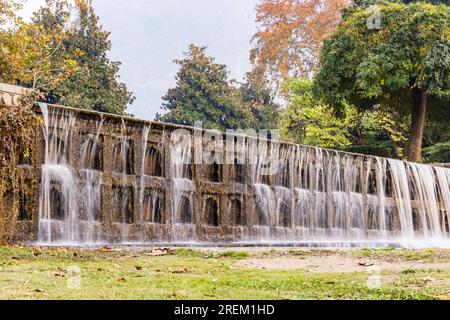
top-left (279, 78), bottom-right (356, 149)
top-left (351, 0), bottom-right (449, 8)
top-left (157, 45), bottom-right (254, 131)
top-left (32, 0), bottom-right (134, 114)
top-left (239, 67), bottom-right (280, 130)
top-left (0, 1), bottom-right (79, 98)
top-left (0, 0), bottom-right (20, 25)
top-left (251, 0), bottom-right (351, 88)
top-left (280, 78), bottom-right (409, 156)
top-left (315, 2), bottom-right (449, 162)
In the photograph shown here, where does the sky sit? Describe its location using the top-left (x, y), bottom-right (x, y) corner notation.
top-left (21, 0), bottom-right (260, 120)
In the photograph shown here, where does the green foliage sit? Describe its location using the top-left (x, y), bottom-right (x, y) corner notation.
top-left (424, 141), bottom-right (450, 163)
top-left (239, 67), bottom-right (280, 129)
top-left (279, 78), bottom-right (408, 157)
top-left (157, 45), bottom-right (254, 131)
top-left (0, 0), bottom-right (132, 112)
top-left (316, 2), bottom-right (449, 110)
top-left (280, 78), bottom-right (358, 149)
top-left (315, 2), bottom-right (449, 161)
top-left (351, 0), bottom-right (449, 9)
top-left (355, 109), bottom-right (409, 158)
top-left (0, 1), bottom-right (79, 99)
top-left (32, 0), bottom-right (134, 114)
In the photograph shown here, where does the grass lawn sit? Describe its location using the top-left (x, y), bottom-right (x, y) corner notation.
top-left (0, 246), bottom-right (449, 300)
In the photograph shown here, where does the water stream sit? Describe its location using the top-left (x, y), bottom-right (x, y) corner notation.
top-left (36, 104), bottom-right (450, 247)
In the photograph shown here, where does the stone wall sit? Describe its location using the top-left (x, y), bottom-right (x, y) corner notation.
top-left (3, 100), bottom-right (450, 245)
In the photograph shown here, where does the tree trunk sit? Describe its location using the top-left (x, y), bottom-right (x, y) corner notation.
top-left (406, 88), bottom-right (427, 162)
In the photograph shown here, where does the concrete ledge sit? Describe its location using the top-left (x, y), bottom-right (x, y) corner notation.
top-left (0, 82), bottom-right (32, 106)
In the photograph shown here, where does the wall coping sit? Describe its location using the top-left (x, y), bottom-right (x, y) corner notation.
top-left (0, 82), bottom-right (445, 169)
top-left (0, 82), bottom-right (32, 106)
top-left (40, 102), bottom-right (443, 169)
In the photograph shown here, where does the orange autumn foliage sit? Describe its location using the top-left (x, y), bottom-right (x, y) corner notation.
top-left (251, 0), bottom-right (351, 87)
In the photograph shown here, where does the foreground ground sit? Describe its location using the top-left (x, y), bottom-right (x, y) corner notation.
top-left (0, 246), bottom-right (450, 300)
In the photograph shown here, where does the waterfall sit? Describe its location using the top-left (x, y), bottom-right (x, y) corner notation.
top-left (436, 167), bottom-right (450, 235)
top-left (387, 159), bottom-right (415, 240)
top-left (35, 104), bottom-right (450, 247)
top-left (112, 119), bottom-right (135, 242)
top-left (246, 145), bottom-right (450, 247)
top-left (38, 103), bottom-right (78, 243)
top-left (170, 129), bottom-right (196, 242)
top-left (138, 124), bottom-right (150, 241)
top-left (78, 116), bottom-right (104, 243)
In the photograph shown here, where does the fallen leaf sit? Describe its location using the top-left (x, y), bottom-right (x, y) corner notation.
top-left (438, 294), bottom-right (450, 300)
top-left (117, 277), bottom-right (126, 282)
top-left (172, 268), bottom-right (188, 274)
top-left (148, 247), bottom-right (168, 256)
top-left (135, 266), bottom-right (143, 271)
top-left (102, 245), bottom-right (112, 252)
top-left (359, 262), bottom-right (374, 267)
top-left (57, 247), bottom-right (68, 253)
top-left (33, 246), bottom-right (42, 256)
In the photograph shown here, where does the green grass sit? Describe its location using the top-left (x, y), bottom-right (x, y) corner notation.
top-left (0, 246), bottom-right (449, 300)
top-left (352, 248), bottom-right (446, 262)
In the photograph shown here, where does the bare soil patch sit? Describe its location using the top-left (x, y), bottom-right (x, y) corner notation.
top-left (234, 250), bottom-right (450, 273)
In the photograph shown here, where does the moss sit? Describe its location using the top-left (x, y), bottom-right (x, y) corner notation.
top-left (0, 100), bottom-right (40, 243)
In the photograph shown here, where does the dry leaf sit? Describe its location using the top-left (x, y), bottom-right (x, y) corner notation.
top-left (57, 247), bottom-right (68, 253)
top-left (148, 247), bottom-right (168, 256)
top-left (33, 246), bottom-right (42, 256)
top-left (438, 294), bottom-right (450, 300)
top-left (172, 267), bottom-right (188, 274)
top-left (135, 265), bottom-right (143, 271)
top-left (359, 262), bottom-right (374, 267)
top-left (102, 245), bottom-right (112, 252)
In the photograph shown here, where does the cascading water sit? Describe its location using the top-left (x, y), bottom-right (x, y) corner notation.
top-left (170, 129), bottom-right (197, 242)
top-left (78, 116), bottom-right (104, 243)
top-left (245, 143), bottom-right (450, 247)
top-left (112, 119), bottom-right (136, 242)
top-left (38, 103), bottom-right (78, 243)
top-left (138, 124), bottom-right (151, 241)
top-left (36, 104), bottom-right (450, 247)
